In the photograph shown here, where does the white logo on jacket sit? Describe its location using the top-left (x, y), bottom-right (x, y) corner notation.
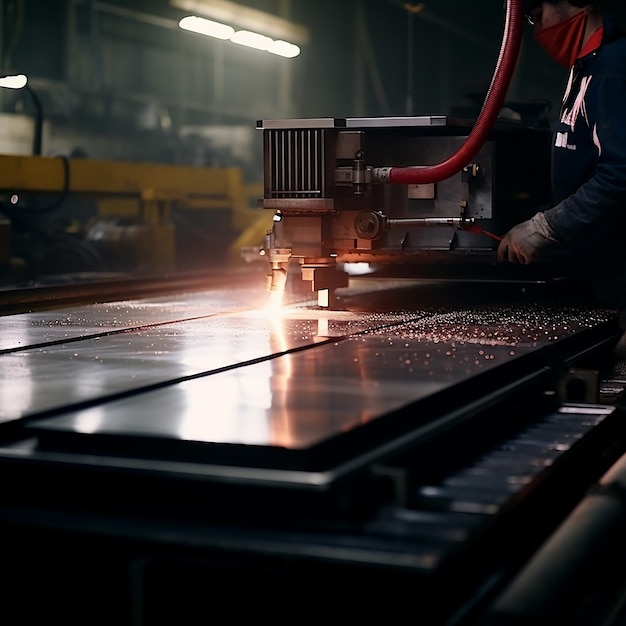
top-left (556, 72), bottom-right (600, 153)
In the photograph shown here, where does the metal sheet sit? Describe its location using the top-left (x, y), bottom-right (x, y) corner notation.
top-left (0, 283), bottom-right (273, 352)
top-left (2, 303), bottom-right (422, 422)
top-left (20, 298), bottom-right (615, 455)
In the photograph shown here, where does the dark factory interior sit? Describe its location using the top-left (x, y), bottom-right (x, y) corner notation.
top-left (4, 0), bottom-right (626, 624)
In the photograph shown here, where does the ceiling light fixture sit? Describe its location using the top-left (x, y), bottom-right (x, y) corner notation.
top-left (178, 16), bottom-right (301, 58)
top-left (172, 0), bottom-right (306, 58)
top-left (0, 73), bottom-right (43, 155)
top-left (267, 40), bottom-right (300, 59)
top-left (178, 15), bottom-right (234, 39)
top-left (0, 74), bottom-right (28, 89)
top-left (229, 30), bottom-right (272, 51)
top-left (171, 0), bottom-right (309, 43)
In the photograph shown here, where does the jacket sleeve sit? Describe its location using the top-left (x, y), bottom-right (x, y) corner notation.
top-left (544, 75), bottom-right (626, 244)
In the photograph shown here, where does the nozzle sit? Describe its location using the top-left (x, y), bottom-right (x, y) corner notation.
top-left (267, 265), bottom-right (288, 293)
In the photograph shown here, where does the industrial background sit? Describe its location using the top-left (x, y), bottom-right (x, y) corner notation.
top-left (3, 0), bottom-right (608, 164)
top-left (1, 0), bottom-right (625, 286)
top-left (5, 0), bottom-right (619, 285)
top-left (4, 2), bottom-right (626, 624)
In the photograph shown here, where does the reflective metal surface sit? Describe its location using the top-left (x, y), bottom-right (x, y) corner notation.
top-left (2, 277), bottom-right (614, 457)
top-left (0, 283), bottom-right (272, 351)
top-left (0, 301), bottom-right (418, 423)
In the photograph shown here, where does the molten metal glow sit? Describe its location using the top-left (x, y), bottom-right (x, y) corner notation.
top-left (266, 289), bottom-right (286, 316)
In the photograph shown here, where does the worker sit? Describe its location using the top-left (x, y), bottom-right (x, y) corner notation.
top-left (497, 1), bottom-right (626, 338)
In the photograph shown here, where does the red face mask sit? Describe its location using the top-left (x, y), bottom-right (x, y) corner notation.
top-left (535, 9), bottom-right (589, 68)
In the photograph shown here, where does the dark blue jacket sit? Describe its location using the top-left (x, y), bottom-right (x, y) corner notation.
top-left (544, 14), bottom-right (626, 274)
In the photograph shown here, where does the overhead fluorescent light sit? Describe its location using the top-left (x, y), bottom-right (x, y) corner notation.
top-left (177, 16), bottom-right (302, 58)
top-left (230, 30), bottom-right (272, 51)
top-left (179, 15), bottom-right (234, 39)
top-left (268, 40), bottom-right (300, 59)
top-left (170, 0), bottom-right (309, 45)
top-left (0, 74), bottom-right (28, 89)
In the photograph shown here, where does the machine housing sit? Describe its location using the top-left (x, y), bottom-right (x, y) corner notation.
top-left (258, 116), bottom-right (555, 302)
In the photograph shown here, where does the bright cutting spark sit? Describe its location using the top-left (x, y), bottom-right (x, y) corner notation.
top-left (266, 289), bottom-right (286, 316)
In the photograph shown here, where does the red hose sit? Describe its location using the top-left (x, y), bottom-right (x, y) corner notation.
top-left (377, 0), bottom-right (525, 185)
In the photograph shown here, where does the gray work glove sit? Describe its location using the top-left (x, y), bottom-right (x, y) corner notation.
top-left (497, 212), bottom-right (559, 265)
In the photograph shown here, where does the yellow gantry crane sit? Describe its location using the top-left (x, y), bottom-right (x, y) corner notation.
top-left (0, 154), bottom-right (271, 273)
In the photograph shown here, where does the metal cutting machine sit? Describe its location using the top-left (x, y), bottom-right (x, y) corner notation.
top-left (258, 115), bottom-right (555, 305)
